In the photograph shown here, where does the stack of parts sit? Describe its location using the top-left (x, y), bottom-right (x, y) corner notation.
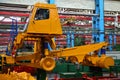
top-left (0, 71), bottom-right (36, 80)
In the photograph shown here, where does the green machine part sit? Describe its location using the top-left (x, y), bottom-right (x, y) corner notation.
top-left (114, 44), bottom-right (120, 51)
top-left (52, 59), bottom-right (120, 79)
top-left (74, 36), bottom-right (85, 46)
top-left (52, 60), bottom-right (94, 78)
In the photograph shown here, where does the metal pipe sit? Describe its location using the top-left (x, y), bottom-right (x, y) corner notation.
top-left (59, 12), bottom-right (99, 17)
top-left (18, 18), bottom-right (29, 32)
top-left (0, 11), bottom-right (29, 17)
top-left (0, 6), bottom-right (30, 12)
top-left (99, 0), bottom-right (104, 42)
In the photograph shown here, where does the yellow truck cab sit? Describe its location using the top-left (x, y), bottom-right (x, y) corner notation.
top-left (26, 3), bottom-right (62, 35)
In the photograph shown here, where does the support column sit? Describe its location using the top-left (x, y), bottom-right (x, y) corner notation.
top-left (92, 16), bottom-right (99, 43)
top-left (92, 0), bottom-right (100, 43)
top-left (93, 0), bottom-right (104, 43)
top-left (92, 0), bottom-right (104, 56)
top-left (99, 0), bottom-right (104, 42)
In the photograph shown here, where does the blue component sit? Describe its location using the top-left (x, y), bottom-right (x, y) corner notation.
top-left (93, 0), bottom-right (104, 43)
top-left (101, 49), bottom-right (106, 54)
top-left (114, 34), bottom-right (116, 47)
top-left (71, 32), bottom-right (74, 47)
top-left (67, 32), bottom-right (71, 48)
top-left (92, 0), bottom-right (104, 55)
top-left (44, 42), bottom-right (52, 51)
top-left (92, 1), bottom-right (99, 43)
top-left (48, 0), bottom-right (55, 4)
top-left (108, 33), bottom-right (113, 51)
top-left (44, 42), bottom-right (48, 49)
top-left (99, 0), bottom-right (104, 42)
top-left (48, 43), bottom-right (52, 51)
top-left (92, 17), bottom-right (96, 43)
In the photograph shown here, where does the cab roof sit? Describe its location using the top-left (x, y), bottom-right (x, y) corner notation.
top-left (34, 2), bottom-right (57, 9)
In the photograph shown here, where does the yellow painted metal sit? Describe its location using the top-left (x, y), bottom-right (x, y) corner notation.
top-left (3, 2), bottom-right (114, 72)
top-left (97, 54), bottom-right (114, 69)
top-left (50, 38), bottom-right (56, 50)
top-left (26, 3), bottom-right (62, 35)
top-left (6, 41), bottom-right (113, 71)
top-left (44, 49), bottom-right (49, 56)
top-left (82, 54), bottom-right (114, 69)
top-left (0, 71), bottom-right (36, 80)
top-left (68, 56), bottom-right (78, 63)
top-left (40, 57), bottom-right (55, 71)
top-left (0, 54), bottom-right (15, 64)
top-left (5, 56), bottom-right (15, 64)
top-left (12, 3), bottom-right (62, 55)
top-left (49, 42), bottom-right (114, 69)
top-left (12, 42), bottom-right (113, 70)
top-left (15, 53), bottom-right (55, 71)
top-left (49, 42), bottom-right (108, 62)
top-left (15, 53), bottom-right (38, 61)
top-left (33, 39), bottom-right (42, 53)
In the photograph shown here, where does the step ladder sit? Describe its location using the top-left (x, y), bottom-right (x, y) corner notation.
top-left (6, 19), bottom-right (18, 56)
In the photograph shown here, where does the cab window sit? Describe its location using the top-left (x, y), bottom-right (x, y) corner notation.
top-left (35, 8), bottom-right (49, 20)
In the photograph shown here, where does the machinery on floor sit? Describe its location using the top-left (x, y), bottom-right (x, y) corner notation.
top-left (0, 2), bottom-right (115, 80)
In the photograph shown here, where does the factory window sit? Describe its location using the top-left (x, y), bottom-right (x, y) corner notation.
top-left (35, 8), bottom-right (49, 20)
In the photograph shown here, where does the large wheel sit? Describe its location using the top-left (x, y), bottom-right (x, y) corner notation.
top-left (40, 57), bottom-right (55, 71)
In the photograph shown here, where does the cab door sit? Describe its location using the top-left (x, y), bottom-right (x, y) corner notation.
top-left (27, 8), bottom-right (51, 34)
